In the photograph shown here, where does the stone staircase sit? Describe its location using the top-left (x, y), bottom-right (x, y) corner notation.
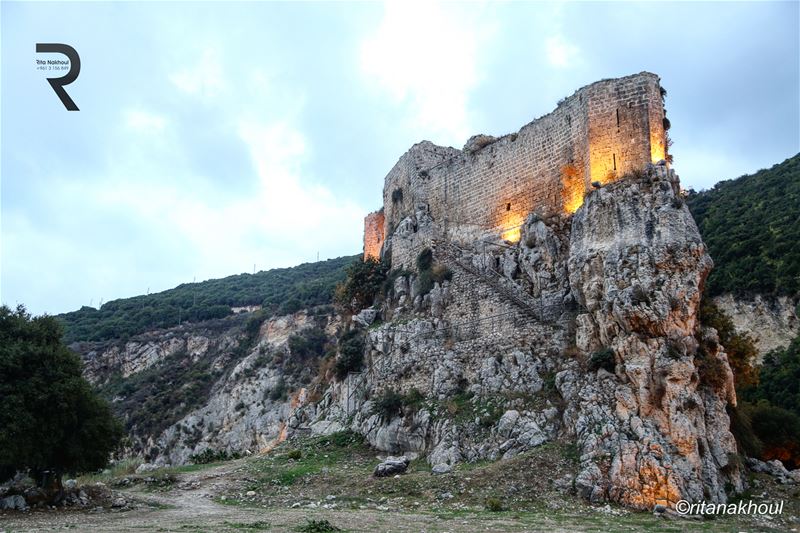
top-left (434, 239), bottom-right (562, 324)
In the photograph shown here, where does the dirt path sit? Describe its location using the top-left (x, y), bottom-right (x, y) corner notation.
top-left (0, 461), bottom-right (558, 533)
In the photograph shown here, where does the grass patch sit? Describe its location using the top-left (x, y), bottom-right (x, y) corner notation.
top-left (246, 431), bottom-right (370, 490)
top-left (295, 519), bottom-right (343, 532)
top-left (224, 521), bottom-right (271, 530)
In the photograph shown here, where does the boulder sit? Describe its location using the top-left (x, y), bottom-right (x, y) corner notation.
top-left (373, 456), bottom-right (410, 477)
top-left (0, 494), bottom-right (28, 511)
top-left (135, 463), bottom-right (159, 474)
top-left (431, 463), bottom-right (452, 475)
top-left (111, 497), bottom-right (127, 508)
top-left (353, 308), bottom-right (378, 327)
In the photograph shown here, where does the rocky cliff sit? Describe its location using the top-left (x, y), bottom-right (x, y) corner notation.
top-left (713, 294), bottom-right (798, 357)
top-left (76, 163), bottom-right (745, 511)
top-left (287, 163), bottom-right (741, 510)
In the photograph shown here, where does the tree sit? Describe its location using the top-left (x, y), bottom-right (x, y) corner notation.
top-left (0, 305), bottom-right (123, 498)
top-left (698, 300), bottom-right (759, 390)
top-left (334, 258), bottom-right (389, 313)
top-left (741, 333), bottom-right (800, 416)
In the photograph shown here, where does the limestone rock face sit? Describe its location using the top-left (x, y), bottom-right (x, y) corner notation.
top-left (564, 171), bottom-right (741, 509)
top-left (713, 293), bottom-right (799, 358)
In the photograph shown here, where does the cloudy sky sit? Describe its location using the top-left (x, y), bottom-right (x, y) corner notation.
top-left (2, 1), bottom-right (798, 315)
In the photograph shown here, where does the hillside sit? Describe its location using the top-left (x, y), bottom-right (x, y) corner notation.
top-left (686, 153), bottom-right (800, 298)
top-left (57, 255), bottom-right (358, 344)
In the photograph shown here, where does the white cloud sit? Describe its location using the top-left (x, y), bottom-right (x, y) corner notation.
top-left (125, 109), bottom-right (166, 131)
top-left (169, 47), bottom-right (225, 99)
top-left (545, 34), bottom-right (579, 68)
top-left (359, 1), bottom-right (495, 146)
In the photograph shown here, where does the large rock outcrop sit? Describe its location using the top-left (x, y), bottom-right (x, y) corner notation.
top-left (563, 168), bottom-right (740, 508)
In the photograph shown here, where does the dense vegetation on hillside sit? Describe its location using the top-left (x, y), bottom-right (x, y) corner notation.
top-left (737, 333), bottom-right (800, 469)
top-left (58, 255), bottom-right (358, 344)
top-left (686, 153), bottom-right (800, 298)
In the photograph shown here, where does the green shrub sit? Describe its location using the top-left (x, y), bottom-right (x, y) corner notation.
top-left (334, 330), bottom-right (365, 379)
top-left (743, 400), bottom-right (800, 468)
top-left (699, 300), bottom-right (758, 390)
top-left (0, 306), bottom-right (123, 490)
top-left (315, 430), bottom-right (363, 448)
top-left (588, 348), bottom-right (615, 373)
top-left (334, 258), bottom-right (389, 313)
top-left (726, 404), bottom-right (762, 458)
top-left (296, 519), bottom-right (342, 533)
top-left (416, 248), bottom-right (434, 271)
top-left (485, 497), bottom-right (504, 512)
top-left (372, 389), bottom-right (405, 420)
top-left (190, 449), bottom-right (240, 464)
top-left (404, 388), bottom-right (425, 409)
top-left (288, 327), bottom-right (329, 360)
top-left (279, 298), bottom-right (303, 315)
top-left (417, 269), bottom-right (434, 297)
top-left (287, 449), bottom-right (302, 460)
top-left (741, 333), bottom-right (800, 415)
top-left (696, 352), bottom-right (728, 392)
top-left (431, 264), bottom-right (453, 283)
top-left (268, 378), bottom-right (287, 401)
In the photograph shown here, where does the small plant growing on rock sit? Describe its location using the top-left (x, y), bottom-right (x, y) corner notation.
top-left (485, 497), bottom-right (504, 512)
top-left (431, 264), bottom-right (453, 284)
top-left (416, 248), bottom-right (434, 271)
top-left (696, 352), bottom-right (728, 392)
top-left (588, 348), bottom-right (615, 373)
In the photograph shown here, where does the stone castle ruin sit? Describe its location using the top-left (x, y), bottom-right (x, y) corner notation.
top-left (348, 73), bottom-right (744, 509)
top-left (364, 72), bottom-right (667, 265)
top-left (72, 72), bottom-right (751, 513)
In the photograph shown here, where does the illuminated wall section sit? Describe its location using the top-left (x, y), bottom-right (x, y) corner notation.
top-left (586, 75), bottom-right (665, 188)
top-left (367, 73), bottom-right (668, 266)
top-left (363, 210), bottom-right (385, 261)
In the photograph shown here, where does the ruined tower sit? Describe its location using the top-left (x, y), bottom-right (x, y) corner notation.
top-left (363, 72), bottom-right (668, 268)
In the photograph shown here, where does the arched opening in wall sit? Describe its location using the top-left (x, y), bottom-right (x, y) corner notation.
top-left (506, 203), bottom-right (511, 211)
top-left (613, 153), bottom-right (617, 171)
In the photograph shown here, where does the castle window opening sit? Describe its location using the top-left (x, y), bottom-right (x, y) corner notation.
top-left (616, 108), bottom-right (620, 128)
top-left (613, 153), bottom-right (617, 171)
top-left (506, 203), bottom-right (511, 211)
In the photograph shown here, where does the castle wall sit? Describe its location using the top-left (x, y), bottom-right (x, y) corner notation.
top-left (363, 210), bottom-right (385, 260)
top-left (367, 72), bottom-right (666, 269)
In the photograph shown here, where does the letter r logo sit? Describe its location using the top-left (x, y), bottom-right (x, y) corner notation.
top-left (36, 43), bottom-right (80, 111)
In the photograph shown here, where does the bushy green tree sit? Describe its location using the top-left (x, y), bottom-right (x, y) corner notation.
top-left (741, 333), bottom-right (800, 417)
top-left (334, 258), bottom-right (388, 313)
top-left (0, 305), bottom-right (123, 494)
